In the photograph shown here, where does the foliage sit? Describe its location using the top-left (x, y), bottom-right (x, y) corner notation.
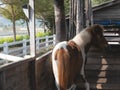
top-left (64, 0), bottom-right (69, 14)
top-left (35, 0), bottom-right (54, 30)
top-left (0, 0), bottom-right (69, 34)
top-left (0, 31), bottom-right (52, 44)
top-left (0, 0), bottom-right (28, 21)
top-left (92, 0), bottom-right (112, 6)
top-left (0, 0), bottom-right (28, 41)
top-left (36, 31), bottom-right (52, 37)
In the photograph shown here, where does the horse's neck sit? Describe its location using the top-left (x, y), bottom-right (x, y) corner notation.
top-left (72, 29), bottom-right (91, 51)
top-left (72, 29), bottom-right (91, 62)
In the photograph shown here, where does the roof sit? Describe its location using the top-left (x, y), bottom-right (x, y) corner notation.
top-left (93, 0), bottom-right (120, 11)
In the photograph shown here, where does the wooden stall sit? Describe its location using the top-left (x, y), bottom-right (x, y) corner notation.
top-left (0, 55), bottom-right (36, 90)
top-left (93, 0), bottom-right (120, 45)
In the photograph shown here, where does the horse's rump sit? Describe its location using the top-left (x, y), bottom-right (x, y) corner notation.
top-left (54, 41), bottom-right (83, 89)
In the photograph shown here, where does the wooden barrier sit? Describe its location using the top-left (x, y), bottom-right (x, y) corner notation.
top-left (0, 56), bottom-right (36, 90)
top-left (35, 51), bottom-right (56, 90)
top-left (0, 50), bottom-right (56, 90)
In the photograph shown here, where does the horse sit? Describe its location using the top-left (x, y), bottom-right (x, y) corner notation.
top-left (52, 24), bottom-right (108, 90)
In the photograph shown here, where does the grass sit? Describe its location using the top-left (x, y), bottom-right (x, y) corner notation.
top-left (0, 31), bottom-right (52, 44)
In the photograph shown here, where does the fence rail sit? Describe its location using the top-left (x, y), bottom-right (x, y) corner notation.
top-left (0, 35), bottom-right (55, 57)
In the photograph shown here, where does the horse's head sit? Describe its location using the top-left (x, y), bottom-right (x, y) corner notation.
top-left (90, 24), bottom-right (108, 49)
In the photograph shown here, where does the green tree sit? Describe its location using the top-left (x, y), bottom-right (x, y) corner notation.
top-left (0, 0), bottom-right (28, 41)
top-left (0, 0), bottom-right (69, 36)
top-left (35, 0), bottom-right (69, 32)
top-left (35, 0), bottom-right (54, 31)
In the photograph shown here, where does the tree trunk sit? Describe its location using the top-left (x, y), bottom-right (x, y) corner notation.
top-left (11, 5), bottom-right (16, 41)
top-left (54, 0), bottom-right (66, 43)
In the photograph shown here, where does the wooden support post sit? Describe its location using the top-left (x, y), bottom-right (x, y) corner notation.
top-left (69, 0), bottom-right (77, 38)
top-left (76, 0), bottom-right (80, 34)
top-left (76, 0), bottom-right (86, 33)
top-left (89, 0), bottom-right (93, 25)
top-left (85, 0), bottom-right (93, 26)
top-left (85, 0), bottom-right (89, 27)
top-left (29, 0), bottom-right (36, 57)
top-left (29, 1), bottom-right (36, 90)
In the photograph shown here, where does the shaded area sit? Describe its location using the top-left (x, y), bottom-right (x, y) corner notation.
top-left (86, 45), bottom-right (120, 90)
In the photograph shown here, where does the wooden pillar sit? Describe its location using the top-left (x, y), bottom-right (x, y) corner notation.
top-left (54, 0), bottom-right (66, 43)
top-left (76, 0), bottom-right (80, 34)
top-left (29, 0), bottom-right (36, 57)
top-left (89, 0), bottom-right (93, 25)
top-left (29, 1), bottom-right (36, 90)
top-left (85, 0), bottom-right (93, 26)
top-left (69, 0), bottom-right (77, 38)
top-left (76, 0), bottom-right (85, 34)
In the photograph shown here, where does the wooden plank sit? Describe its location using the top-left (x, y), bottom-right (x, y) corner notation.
top-left (88, 77), bottom-right (120, 84)
top-left (105, 37), bottom-right (120, 42)
top-left (85, 65), bottom-right (120, 70)
top-left (29, 59), bottom-right (36, 90)
top-left (87, 57), bottom-right (120, 65)
top-left (0, 57), bottom-right (34, 72)
top-left (92, 0), bottom-right (120, 11)
top-left (0, 72), bottom-right (5, 90)
top-left (0, 53), bottom-right (23, 62)
top-left (90, 83), bottom-right (120, 90)
top-left (86, 70), bottom-right (120, 78)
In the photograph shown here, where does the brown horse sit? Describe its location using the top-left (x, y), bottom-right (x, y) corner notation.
top-left (52, 24), bottom-right (108, 90)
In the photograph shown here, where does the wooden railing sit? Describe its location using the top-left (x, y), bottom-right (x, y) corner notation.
top-left (0, 35), bottom-right (55, 57)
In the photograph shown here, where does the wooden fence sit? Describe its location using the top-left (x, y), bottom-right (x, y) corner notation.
top-left (0, 50), bottom-right (55, 90)
top-left (0, 35), bottom-right (55, 57)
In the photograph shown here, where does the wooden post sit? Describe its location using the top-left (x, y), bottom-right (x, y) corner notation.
top-left (45, 36), bottom-right (49, 48)
top-left (29, 1), bottom-right (36, 90)
top-left (76, 0), bottom-right (81, 34)
top-left (78, 0), bottom-right (85, 31)
top-left (85, 0), bottom-right (89, 27)
top-left (29, 0), bottom-right (36, 57)
top-left (89, 0), bottom-right (93, 25)
top-left (23, 39), bottom-right (27, 56)
top-left (69, 0), bottom-right (77, 38)
top-left (3, 42), bottom-right (8, 55)
top-left (54, 0), bottom-right (66, 43)
top-left (85, 0), bottom-right (93, 26)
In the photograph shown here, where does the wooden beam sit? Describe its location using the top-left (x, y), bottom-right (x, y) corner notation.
top-left (29, 0), bottom-right (36, 57)
top-left (85, 0), bottom-right (93, 26)
top-left (76, 0), bottom-right (85, 34)
top-left (0, 53), bottom-right (23, 62)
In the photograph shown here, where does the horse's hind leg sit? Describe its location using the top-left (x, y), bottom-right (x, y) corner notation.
top-left (80, 55), bottom-right (90, 90)
top-left (67, 84), bottom-right (76, 90)
top-left (85, 81), bottom-right (90, 90)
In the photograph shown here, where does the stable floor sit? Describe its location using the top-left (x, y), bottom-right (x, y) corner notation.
top-left (86, 45), bottom-right (120, 90)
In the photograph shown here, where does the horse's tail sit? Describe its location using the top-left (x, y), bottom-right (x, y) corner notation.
top-left (55, 48), bottom-right (71, 90)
